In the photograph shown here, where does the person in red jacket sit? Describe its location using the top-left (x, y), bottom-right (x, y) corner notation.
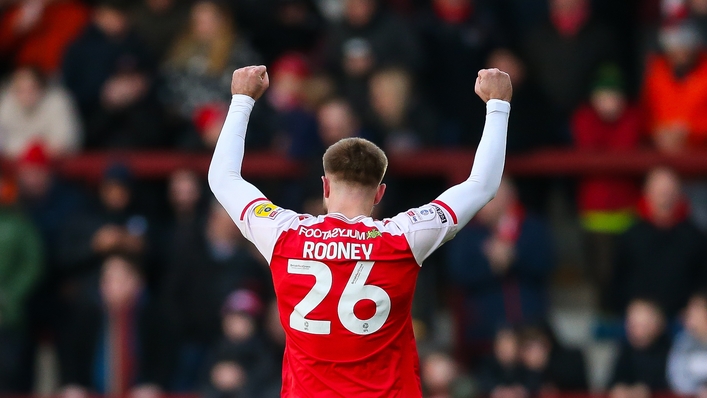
top-left (0, 0), bottom-right (89, 75)
top-left (571, 64), bottom-right (643, 311)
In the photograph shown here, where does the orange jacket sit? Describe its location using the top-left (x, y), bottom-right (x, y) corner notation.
top-left (642, 53), bottom-right (707, 147)
top-left (0, 0), bottom-right (89, 74)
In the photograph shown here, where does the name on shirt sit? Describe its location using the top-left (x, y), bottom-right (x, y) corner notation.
top-left (302, 241), bottom-right (373, 260)
top-left (299, 226), bottom-right (368, 240)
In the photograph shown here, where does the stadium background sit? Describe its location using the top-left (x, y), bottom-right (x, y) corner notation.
top-left (2, 0), bottom-right (707, 396)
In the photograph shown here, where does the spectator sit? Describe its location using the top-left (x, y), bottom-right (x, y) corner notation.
top-left (324, 0), bottom-right (422, 113)
top-left (643, 20), bottom-right (707, 152)
top-left (612, 167), bottom-right (707, 318)
top-left (62, 0), bottom-right (153, 120)
top-left (57, 163), bottom-right (151, 289)
top-left (244, 0), bottom-right (325, 64)
top-left (486, 48), bottom-right (556, 214)
top-left (365, 67), bottom-right (437, 154)
top-left (477, 326), bottom-right (530, 397)
top-left (668, 289), bottom-right (707, 396)
top-left (519, 322), bottom-right (588, 392)
top-left (132, 0), bottom-right (188, 62)
top-left (162, 0), bottom-right (261, 120)
top-left (0, 172), bottom-right (43, 394)
top-left (523, 0), bottom-right (618, 133)
top-left (447, 179), bottom-right (555, 362)
top-left (572, 64), bottom-right (642, 311)
top-left (155, 168), bottom-right (207, 287)
top-left (420, 350), bottom-right (474, 398)
top-left (248, 52), bottom-right (319, 157)
top-left (260, 300), bottom-right (285, 398)
top-left (0, 66), bottom-right (81, 157)
top-left (205, 290), bottom-right (274, 398)
top-left (160, 201), bottom-right (269, 391)
top-left (317, 97), bottom-right (366, 147)
top-left (0, 0), bottom-right (89, 75)
top-left (86, 68), bottom-right (168, 149)
top-left (690, 0), bottom-right (707, 41)
top-left (414, 0), bottom-right (499, 142)
top-left (61, 254), bottom-right (173, 397)
top-left (609, 298), bottom-right (670, 397)
top-left (15, 143), bottom-right (86, 391)
top-left (487, 48), bottom-right (557, 154)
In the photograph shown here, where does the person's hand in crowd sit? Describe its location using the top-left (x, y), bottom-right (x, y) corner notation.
top-left (609, 383), bottom-right (650, 398)
top-left (491, 385), bottom-right (529, 398)
top-left (14, 0), bottom-right (44, 33)
top-left (92, 225), bottom-right (124, 253)
top-left (211, 361), bottom-right (247, 391)
top-left (484, 238), bottom-right (516, 275)
top-left (475, 68), bottom-right (513, 103)
top-left (231, 65), bottom-right (270, 100)
top-left (101, 73), bottom-right (148, 109)
top-left (130, 384), bottom-right (162, 398)
top-left (60, 385), bottom-right (89, 398)
top-left (654, 123), bottom-right (688, 154)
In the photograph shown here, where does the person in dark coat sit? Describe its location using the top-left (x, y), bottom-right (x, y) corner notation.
top-left (60, 254), bottom-right (174, 396)
top-left (62, 0), bottom-right (153, 117)
top-left (413, 0), bottom-right (500, 144)
top-left (519, 322), bottom-right (588, 393)
top-left (62, 0), bottom-right (168, 149)
top-left (324, 0), bottom-right (422, 115)
top-left (446, 179), bottom-right (555, 364)
top-left (477, 326), bottom-right (530, 398)
top-left (204, 290), bottom-right (275, 398)
top-left (609, 298), bottom-right (671, 397)
top-left (612, 167), bottom-right (707, 318)
top-left (522, 0), bottom-right (618, 138)
top-left (159, 201), bottom-right (270, 391)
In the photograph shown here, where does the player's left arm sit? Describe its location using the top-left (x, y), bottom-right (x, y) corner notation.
top-left (434, 68), bottom-right (511, 228)
top-left (393, 69), bottom-right (511, 264)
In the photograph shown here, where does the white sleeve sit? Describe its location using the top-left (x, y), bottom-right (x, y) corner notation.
top-left (435, 99), bottom-right (509, 227)
top-left (386, 202), bottom-right (458, 265)
top-left (208, 94), bottom-right (297, 263)
top-left (391, 99), bottom-right (509, 265)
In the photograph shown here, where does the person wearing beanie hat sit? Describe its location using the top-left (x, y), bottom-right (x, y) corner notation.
top-left (572, 63), bottom-right (642, 312)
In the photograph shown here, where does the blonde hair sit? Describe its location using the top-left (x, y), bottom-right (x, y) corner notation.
top-left (167, 0), bottom-right (235, 74)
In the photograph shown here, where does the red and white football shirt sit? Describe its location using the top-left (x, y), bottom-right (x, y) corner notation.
top-left (236, 198), bottom-right (459, 397)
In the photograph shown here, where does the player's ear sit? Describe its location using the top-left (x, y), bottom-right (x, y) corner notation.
top-left (322, 176), bottom-right (331, 199)
top-left (373, 183), bottom-right (386, 206)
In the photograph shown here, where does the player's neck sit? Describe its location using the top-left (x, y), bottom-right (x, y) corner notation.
top-left (326, 197), bottom-right (373, 220)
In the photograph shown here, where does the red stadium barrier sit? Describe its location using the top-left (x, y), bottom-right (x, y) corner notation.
top-left (44, 149), bottom-right (707, 184)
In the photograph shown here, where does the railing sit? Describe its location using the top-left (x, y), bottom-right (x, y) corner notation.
top-left (10, 149), bottom-right (707, 183)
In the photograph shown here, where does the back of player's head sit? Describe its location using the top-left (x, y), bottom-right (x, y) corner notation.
top-left (322, 137), bottom-right (388, 189)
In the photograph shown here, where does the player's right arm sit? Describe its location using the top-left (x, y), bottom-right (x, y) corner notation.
top-left (209, 66), bottom-right (298, 261)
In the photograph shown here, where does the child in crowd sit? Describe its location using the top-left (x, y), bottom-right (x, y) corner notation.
top-left (609, 298), bottom-right (671, 398)
top-left (205, 290), bottom-right (273, 398)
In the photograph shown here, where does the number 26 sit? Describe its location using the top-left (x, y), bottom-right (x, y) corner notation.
top-left (287, 259), bottom-right (391, 336)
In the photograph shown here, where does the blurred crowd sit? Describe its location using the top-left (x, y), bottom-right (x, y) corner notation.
top-left (2, 0), bottom-right (707, 396)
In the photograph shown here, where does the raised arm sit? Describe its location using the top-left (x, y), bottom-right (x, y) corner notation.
top-left (208, 66), bottom-right (270, 224)
top-left (435, 68), bottom-right (512, 227)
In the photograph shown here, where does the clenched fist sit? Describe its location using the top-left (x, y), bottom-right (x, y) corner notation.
top-left (474, 68), bottom-right (512, 103)
top-left (231, 65), bottom-right (270, 100)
